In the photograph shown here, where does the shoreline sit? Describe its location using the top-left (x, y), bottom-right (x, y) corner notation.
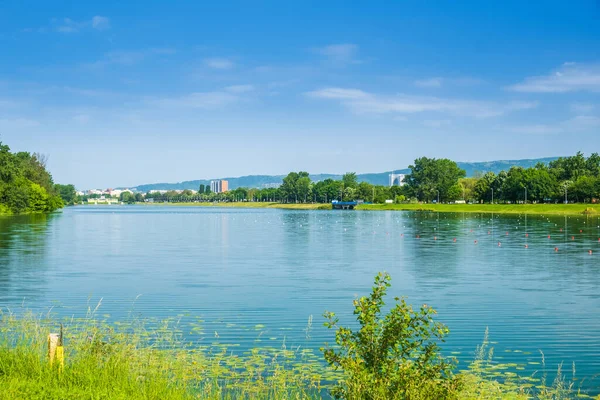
top-left (356, 203), bottom-right (600, 215)
top-left (75, 202), bottom-right (600, 215)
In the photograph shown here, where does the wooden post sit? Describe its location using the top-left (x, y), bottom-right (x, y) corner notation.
top-left (48, 324), bottom-right (64, 373)
top-left (48, 333), bottom-right (59, 366)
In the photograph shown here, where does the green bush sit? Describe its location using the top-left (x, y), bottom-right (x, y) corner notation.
top-left (322, 272), bottom-right (461, 399)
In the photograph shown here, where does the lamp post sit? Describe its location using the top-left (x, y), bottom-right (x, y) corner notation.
top-left (562, 181), bottom-right (571, 204)
top-left (491, 188), bottom-right (494, 204)
top-left (525, 187), bottom-right (527, 204)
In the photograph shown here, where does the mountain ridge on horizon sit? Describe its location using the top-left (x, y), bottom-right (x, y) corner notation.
top-left (121, 156), bottom-right (561, 192)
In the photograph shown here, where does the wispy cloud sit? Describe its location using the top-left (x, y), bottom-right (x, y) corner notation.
top-left (314, 43), bottom-right (359, 64)
top-left (415, 78), bottom-right (443, 88)
top-left (508, 62), bottom-right (600, 93)
top-left (54, 16), bottom-right (111, 33)
top-left (204, 58), bottom-right (234, 70)
top-left (570, 102), bottom-right (595, 113)
top-left (414, 77), bottom-right (483, 88)
top-left (509, 115), bottom-right (600, 135)
top-left (87, 48), bottom-right (176, 68)
top-left (149, 91), bottom-right (239, 109)
top-left (306, 87), bottom-right (537, 118)
top-left (423, 119), bottom-right (451, 128)
top-left (224, 84), bottom-right (255, 93)
top-left (91, 16), bottom-right (110, 30)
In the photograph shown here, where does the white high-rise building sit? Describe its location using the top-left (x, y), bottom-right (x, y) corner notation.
top-left (389, 173), bottom-right (406, 187)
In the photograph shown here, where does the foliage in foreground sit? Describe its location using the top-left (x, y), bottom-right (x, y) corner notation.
top-left (1, 273), bottom-right (598, 399)
top-left (322, 272), bottom-right (460, 399)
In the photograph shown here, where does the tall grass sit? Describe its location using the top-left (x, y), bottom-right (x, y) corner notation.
top-left (0, 310), bottom-right (595, 399)
top-left (0, 308), bottom-right (330, 399)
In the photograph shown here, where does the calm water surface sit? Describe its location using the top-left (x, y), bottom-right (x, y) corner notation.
top-left (1, 206), bottom-right (600, 391)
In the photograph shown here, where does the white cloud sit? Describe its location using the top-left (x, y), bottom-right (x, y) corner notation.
top-left (570, 102), bottom-right (595, 113)
top-left (314, 43), bottom-right (359, 64)
top-left (54, 16), bottom-right (111, 33)
top-left (306, 87), bottom-right (537, 118)
top-left (415, 78), bottom-right (443, 88)
top-left (204, 58), bottom-right (234, 70)
top-left (91, 16), bottom-right (110, 30)
top-left (307, 88), bottom-right (369, 100)
top-left (509, 115), bottom-right (600, 135)
top-left (87, 48), bottom-right (176, 68)
top-left (414, 77), bottom-right (483, 88)
top-left (508, 62), bottom-right (600, 93)
top-left (224, 84), bottom-right (255, 93)
top-left (150, 91), bottom-right (239, 109)
top-left (423, 119), bottom-right (451, 128)
top-left (56, 18), bottom-right (79, 33)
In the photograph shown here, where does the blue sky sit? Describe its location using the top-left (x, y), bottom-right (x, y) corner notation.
top-left (1, 1), bottom-right (600, 189)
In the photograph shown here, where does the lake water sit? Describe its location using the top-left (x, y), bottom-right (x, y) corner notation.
top-left (2, 206), bottom-right (600, 392)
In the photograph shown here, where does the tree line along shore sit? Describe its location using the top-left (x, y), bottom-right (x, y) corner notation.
top-left (1, 140), bottom-right (598, 216)
top-left (77, 151), bottom-right (600, 216)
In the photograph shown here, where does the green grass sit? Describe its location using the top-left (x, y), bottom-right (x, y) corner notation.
top-left (99, 201), bottom-right (600, 215)
top-left (0, 311), bottom-right (595, 400)
top-left (357, 203), bottom-right (600, 216)
top-left (139, 202), bottom-right (331, 210)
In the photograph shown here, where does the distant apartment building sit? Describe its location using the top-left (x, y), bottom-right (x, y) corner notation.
top-left (210, 180), bottom-right (229, 193)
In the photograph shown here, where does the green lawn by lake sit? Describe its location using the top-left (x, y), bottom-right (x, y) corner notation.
top-left (79, 202), bottom-right (600, 215)
top-left (356, 203), bottom-right (600, 215)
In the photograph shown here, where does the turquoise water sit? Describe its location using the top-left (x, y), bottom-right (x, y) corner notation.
top-left (1, 206), bottom-right (600, 391)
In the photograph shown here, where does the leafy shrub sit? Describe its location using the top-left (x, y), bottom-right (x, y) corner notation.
top-left (322, 272), bottom-right (461, 399)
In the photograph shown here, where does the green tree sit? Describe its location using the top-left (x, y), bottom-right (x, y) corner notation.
top-left (473, 172), bottom-right (496, 203)
top-left (119, 192), bottom-right (136, 204)
top-left (55, 184), bottom-right (77, 205)
top-left (322, 272), bottom-right (460, 399)
top-left (199, 184), bottom-right (205, 194)
top-left (404, 157), bottom-right (466, 202)
top-left (342, 172), bottom-right (358, 189)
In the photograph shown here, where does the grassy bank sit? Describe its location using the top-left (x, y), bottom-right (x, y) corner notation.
top-left (138, 202), bottom-right (331, 210)
top-left (357, 203), bottom-right (600, 216)
top-left (80, 201), bottom-right (600, 216)
top-left (0, 311), bottom-right (592, 399)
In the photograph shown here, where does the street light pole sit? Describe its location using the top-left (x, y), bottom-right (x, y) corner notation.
top-left (525, 187), bottom-right (527, 204)
top-left (491, 188), bottom-right (494, 204)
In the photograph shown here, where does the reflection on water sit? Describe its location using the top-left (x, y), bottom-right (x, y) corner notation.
top-left (0, 213), bottom-right (55, 304)
top-left (1, 206), bottom-right (600, 392)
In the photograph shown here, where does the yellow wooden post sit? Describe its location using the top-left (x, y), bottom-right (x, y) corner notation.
top-left (48, 333), bottom-right (59, 366)
top-left (48, 324), bottom-right (65, 373)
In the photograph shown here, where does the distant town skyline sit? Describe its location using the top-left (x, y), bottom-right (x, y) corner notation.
top-left (1, 1), bottom-right (599, 189)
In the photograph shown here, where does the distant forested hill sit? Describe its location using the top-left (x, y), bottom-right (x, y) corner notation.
top-left (128, 157), bottom-right (560, 192)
